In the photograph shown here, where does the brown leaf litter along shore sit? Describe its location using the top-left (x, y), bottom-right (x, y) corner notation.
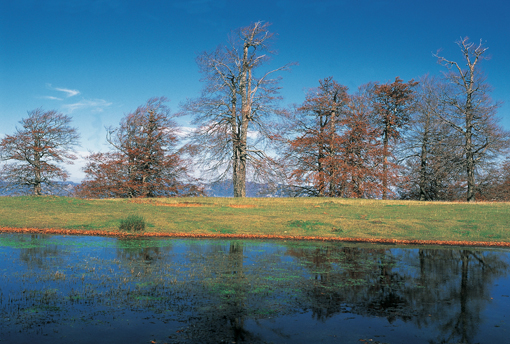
top-left (1, 226), bottom-right (510, 248)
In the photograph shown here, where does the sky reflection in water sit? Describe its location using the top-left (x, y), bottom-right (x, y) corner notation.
top-left (1, 233), bottom-right (510, 344)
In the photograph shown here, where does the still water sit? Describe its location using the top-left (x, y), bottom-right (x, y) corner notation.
top-left (1, 233), bottom-right (509, 344)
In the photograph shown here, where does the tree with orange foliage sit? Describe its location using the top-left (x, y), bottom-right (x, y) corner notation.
top-left (281, 78), bottom-right (385, 198)
top-left (76, 97), bottom-right (202, 198)
top-left (339, 88), bottom-right (385, 198)
top-left (280, 77), bottom-right (348, 197)
top-left (0, 109), bottom-right (79, 195)
top-left (372, 77), bottom-right (418, 199)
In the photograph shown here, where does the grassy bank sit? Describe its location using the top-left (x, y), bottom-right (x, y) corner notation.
top-left (0, 196), bottom-right (509, 245)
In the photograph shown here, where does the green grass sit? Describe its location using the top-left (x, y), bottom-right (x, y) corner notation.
top-left (119, 214), bottom-right (146, 232)
top-left (0, 196), bottom-right (509, 243)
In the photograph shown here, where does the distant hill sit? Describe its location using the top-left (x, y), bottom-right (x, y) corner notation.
top-left (0, 180), bottom-right (289, 198)
top-left (204, 180), bottom-right (263, 197)
top-left (204, 180), bottom-right (288, 197)
top-left (0, 181), bottom-right (79, 196)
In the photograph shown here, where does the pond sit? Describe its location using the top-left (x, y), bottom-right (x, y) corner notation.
top-left (1, 234), bottom-right (510, 344)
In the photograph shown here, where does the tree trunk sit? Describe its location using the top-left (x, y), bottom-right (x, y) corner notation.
top-left (317, 114), bottom-right (326, 197)
top-left (33, 140), bottom-right (42, 196)
top-left (419, 116), bottom-right (430, 201)
top-left (328, 109), bottom-right (337, 197)
top-left (233, 143), bottom-right (246, 197)
top-left (466, 130), bottom-right (475, 202)
top-left (465, 93), bottom-right (475, 202)
top-left (34, 167), bottom-right (42, 196)
top-left (232, 40), bottom-right (251, 198)
top-left (382, 120), bottom-right (389, 200)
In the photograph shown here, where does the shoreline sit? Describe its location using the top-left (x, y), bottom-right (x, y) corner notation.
top-left (1, 226), bottom-right (509, 248)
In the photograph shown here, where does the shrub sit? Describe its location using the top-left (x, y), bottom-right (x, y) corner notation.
top-left (119, 215), bottom-right (146, 232)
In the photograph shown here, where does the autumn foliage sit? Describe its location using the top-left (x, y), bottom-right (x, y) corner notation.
top-left (372, 77), bottom-right (418, 199)
top-left (75, 98), bottom-right (203, 198)
top-left (281, 77), bottom-right (405, 198)
top-left (282, 77), bottom-right (349, 197)
top-left (1, 30), bottom-right (508, 201)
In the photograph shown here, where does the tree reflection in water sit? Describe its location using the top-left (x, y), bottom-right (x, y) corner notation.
top-left (286, 245), bottom-right (509, 344)
top-left (1, 234), bottom-right (509, 344)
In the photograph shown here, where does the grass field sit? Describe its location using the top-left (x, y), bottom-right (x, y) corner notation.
top-left (0, 196), bottom-right (509, 246)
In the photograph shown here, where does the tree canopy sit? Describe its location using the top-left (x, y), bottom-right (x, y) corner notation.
top-left (0, 109), bottom-right (79, 195)
top-left (1, 28), bottom-right (508, 201)
top-left (76, 97), bottom-right (203, 198)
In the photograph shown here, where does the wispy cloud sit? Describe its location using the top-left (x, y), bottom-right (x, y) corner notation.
top-left (55, 87), bottom-right (80, 97)
top-left (62, 99), bottom-right (112, 113)
top-left (46, 83), bottom-right (80, 97)
top-left (41, 96), bottom-right (63, 101)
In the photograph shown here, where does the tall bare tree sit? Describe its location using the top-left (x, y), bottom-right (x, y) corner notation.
top-left (434, 37), bottom-right (507, 202)
top-left (0, 108), bottom-right (79, 195)
top-left (399, 75), bottom-right (464, 201)
top-left (181, 22), bottom-right (293, 197)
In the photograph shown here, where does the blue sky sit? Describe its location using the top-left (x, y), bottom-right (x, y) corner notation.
top-left (1, 0), bottom-right (509, 182)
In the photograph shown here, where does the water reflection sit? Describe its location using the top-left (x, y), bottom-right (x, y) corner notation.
top-left (1, 234), bottom-right (509, 343)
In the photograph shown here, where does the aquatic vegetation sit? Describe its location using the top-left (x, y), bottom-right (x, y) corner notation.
top-left (1, 233), bottom-right (510, 343)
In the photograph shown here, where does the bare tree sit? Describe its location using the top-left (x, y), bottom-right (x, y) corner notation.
top-left (0, 108), bottom-right (79, 195)
top-left (476, 157), bottom-right (510, 201)
top-left (434, 37), bottom-right (508, 202)
top-left (399, 75), bottom-right (464, 201)
top-left (181, 22), bottom-right (293, 197)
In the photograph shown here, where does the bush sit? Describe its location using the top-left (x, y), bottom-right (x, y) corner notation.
top-left (119, 215), bottom-right (146, 232)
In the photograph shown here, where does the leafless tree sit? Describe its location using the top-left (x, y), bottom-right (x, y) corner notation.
top-left (398, 75), bottom-right (464, 201)
top-left (434, 37), bottom-right (508, 202)
top-left (474, 157), bottom-right (510, 201)
top-left (180, 22), bottom-right (293, 197)
top-left (0, 109), bottom-right (79, 195)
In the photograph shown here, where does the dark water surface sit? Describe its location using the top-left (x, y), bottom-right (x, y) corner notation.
top-left (1, 234), bottom-right (510, 344)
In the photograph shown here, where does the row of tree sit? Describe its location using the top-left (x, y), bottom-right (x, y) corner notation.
top-left (1, 22), bottom-right (508, 201)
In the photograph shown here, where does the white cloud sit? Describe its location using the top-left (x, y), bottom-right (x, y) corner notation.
top-left (247, 131), bottom-right (259, 139)
top-left (175, 126), bottom-right (197, 137)
top-left (41, 96), bottom-right (63, 101)
top-left (46, 83), bottom-right (80, 97)
top-left (65, 150), bottom-right (89, 183)
top-left (62, 99), bottom-right (112, 113)
top-left (55, 87), bottom-right (80, 97)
